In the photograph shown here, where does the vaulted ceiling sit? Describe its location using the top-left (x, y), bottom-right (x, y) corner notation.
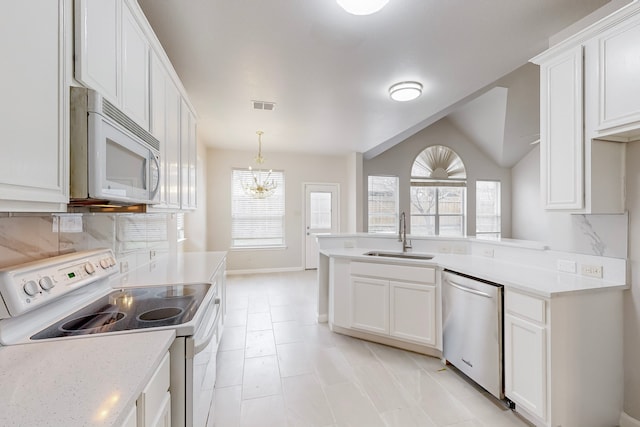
top-left (139, 0), bottom-right (612, 164)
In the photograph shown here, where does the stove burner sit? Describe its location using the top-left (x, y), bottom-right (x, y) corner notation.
top-left (59, 311), bottom-right (125, 332)
top-left (137, 307), bottom-right (184, 322)
top-left (157, 288), bottom-right (197, 298)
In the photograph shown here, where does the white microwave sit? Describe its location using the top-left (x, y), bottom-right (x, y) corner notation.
top-left (70, 87), bottom-right (161, 206)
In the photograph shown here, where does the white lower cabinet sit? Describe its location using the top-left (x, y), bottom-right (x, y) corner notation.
top-left (390, 281), bottom-right (436, 346)
top-left (137, 352), bottom-right (171, 427)
top-left (333, 260), bottom-right (440, 351)
top-left (349, 276), bottom-right (389, 335)
top-left (504, 288), bottom-right (623, 427)
top-left (504, 312), bottom-right (546, 420)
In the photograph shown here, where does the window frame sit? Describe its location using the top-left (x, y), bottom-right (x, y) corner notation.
top-left (410, 182), bottom-right (467, 237)
top-left (367, 175), bottom-right (399, 234)
top-left (230, 168), bottom-right (286, 249)
top-left (475, 179), bottom-right (501, 239)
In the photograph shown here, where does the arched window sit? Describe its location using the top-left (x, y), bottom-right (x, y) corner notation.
top-left (410, 145), bottom-right (467, 236)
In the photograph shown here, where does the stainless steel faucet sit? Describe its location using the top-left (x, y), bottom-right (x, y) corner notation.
top-left (398, 212), bottom-right (412, 252)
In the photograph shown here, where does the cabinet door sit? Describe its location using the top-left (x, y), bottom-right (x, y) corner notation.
top-left (596, 14), bottom-right (640, 132)
top-left (150, 51), bottom-right (168, 206)
top-left (75, 0), bottom-right (120, 105)
top-left (349, 276), bottom-right (389, 335)
top-left (389, 281), bottom-right (436, 346)
top-left (505, 313), bottom-right (547, 421)
top-left (148, 392), bottom-right (171, 427)
top-left (165, 81), bottom-right (181, 209)
top-left (0, 0), bottom-right (68, 211)
top-left (121, 1), bottom-right (149, 130)
top-left (180, 101), bottom-right (197, 210)
top-left (539, 45), bottom-right (584, 210)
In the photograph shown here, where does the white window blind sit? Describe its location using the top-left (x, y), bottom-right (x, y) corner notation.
top-left (231, 169), bottom-right (285, 248)
top-left (476, 180), bottom-right (501, 238)
top-left (368, 176), bottom-right (398, 234)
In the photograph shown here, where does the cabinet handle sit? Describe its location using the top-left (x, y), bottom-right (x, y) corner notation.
top-left (446, 280), bottom-right (492, 298)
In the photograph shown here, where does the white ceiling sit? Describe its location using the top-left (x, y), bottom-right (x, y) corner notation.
top-left (138, 0), bottom-right (611, 161)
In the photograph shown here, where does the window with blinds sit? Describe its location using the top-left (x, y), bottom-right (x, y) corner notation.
top-left (368, 175), bottom-right (398, 234)
top-left (231, 169), bottom-right (285, 248)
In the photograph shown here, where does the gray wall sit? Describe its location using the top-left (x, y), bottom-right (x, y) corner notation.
top-left (363, 117), bottom-right (512, 237)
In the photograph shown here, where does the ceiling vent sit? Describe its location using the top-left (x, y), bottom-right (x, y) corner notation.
top-left (252, 100), bottom-right (276, 111)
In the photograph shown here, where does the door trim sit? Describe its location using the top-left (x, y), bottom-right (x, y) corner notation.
top-left (302, 182), bottom-right (340, 270)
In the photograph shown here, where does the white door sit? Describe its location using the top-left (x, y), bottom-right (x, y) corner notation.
top-left (304, 184), bottom-right (339, 269)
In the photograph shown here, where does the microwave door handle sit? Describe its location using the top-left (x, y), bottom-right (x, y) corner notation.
top-left (142, 157), bottom-right (147, 190)
top-left (150, 154), bottom-right (160, 198)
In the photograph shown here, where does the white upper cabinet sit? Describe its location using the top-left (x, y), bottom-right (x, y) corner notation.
top-left (75, 0), bottom-right (120, 106)
top-left (591, 11), bottom-right (640, 138)
top-left (75, 0), bottom-right (150, 131)
top-left (121, 1), bottom-right (149, 130)
top-left (76, 0), bottom-right (198, 211)
top-left (538, 46), bottom-right (584, 210)
top-left (531, 3), bottom-right (640, 214)
top-left (0, 0), bottom-right (68, 212)
top-left (180, 101), bottom-right (197, 210)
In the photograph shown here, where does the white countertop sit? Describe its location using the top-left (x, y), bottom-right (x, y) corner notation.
top-left (0, 330), bottom-right (175, 427)
top-left (111, 251), bottom-right (227, 287)
top-left (321, 247), bottom-right (628, 297)
top-left (0, 251), bottom-right (227, 426)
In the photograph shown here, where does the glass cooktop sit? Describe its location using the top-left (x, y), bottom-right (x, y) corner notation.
top-left (31, 283), bottom-right (210, 340)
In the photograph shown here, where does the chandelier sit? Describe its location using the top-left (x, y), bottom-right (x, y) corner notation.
top-left (242, 131), bottom-right (277, 199)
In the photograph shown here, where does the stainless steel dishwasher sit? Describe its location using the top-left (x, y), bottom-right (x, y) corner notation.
top-left (442, 270), bottom-right (503, 399)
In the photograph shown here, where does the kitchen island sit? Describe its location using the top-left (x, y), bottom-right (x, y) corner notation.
top-left (318, 234), bottom-right (628, 427)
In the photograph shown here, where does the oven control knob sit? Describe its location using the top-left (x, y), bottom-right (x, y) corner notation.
top-left (39, 276), bottom-right (55, 291)
top-left (23, 280), bottom-right (38, 296)
top-left (84, 262), bottom-right (95, 275)
top-left (100, 259), bottom-right (109, 269)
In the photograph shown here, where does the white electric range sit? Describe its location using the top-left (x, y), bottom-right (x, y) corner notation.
top-left (0, 248), bottom-right (222, 427)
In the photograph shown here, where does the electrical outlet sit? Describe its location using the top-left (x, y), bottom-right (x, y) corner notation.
top-left (557, 260), bottom-right (577, 273)
top-left (481, 248), bottom-right (494, 258)
top-left (581, 264), bottom-right (603, 278)
top-left (344, 241), bottom-right (355, 249)
top-left (439, 246), bottom-right (452, 254)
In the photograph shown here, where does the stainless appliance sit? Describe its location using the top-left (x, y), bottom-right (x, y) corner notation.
top-left (70, 86), bottom-right (161, 205)
top-left (442, 270), bottom-right (503, 399)
top-left (0, 249), bottom-right (221, 427)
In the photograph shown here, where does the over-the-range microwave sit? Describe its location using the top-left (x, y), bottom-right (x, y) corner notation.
top-left (70, 86), bottom-right (161, 206)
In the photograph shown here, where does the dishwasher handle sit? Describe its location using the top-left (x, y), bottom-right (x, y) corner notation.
top-left (446, 279), bottom-right (493, 298)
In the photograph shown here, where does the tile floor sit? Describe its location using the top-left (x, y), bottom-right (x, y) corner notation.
top-left (209, 270), bottom-right (532, 427)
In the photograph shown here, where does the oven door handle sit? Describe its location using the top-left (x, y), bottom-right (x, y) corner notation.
top-left (191, 297), bottom-right (221, 356)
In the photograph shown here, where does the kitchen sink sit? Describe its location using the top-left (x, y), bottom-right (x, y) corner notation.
top-left (363, 251), bottom-right (434, 260)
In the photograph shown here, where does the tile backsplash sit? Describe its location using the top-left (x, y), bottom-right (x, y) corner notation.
top-left (0, 213), bottom-right (178, 269)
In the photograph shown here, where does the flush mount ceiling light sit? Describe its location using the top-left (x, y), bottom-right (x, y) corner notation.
top-left (336, 0), bottom-right (389, 15)
top-left (389, 81), bottom-right (423, 102)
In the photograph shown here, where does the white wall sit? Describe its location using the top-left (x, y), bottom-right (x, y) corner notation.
top-left (206, 148), bottom-right (350, 272)
top-left (364, 117), bottom-right (512, 237)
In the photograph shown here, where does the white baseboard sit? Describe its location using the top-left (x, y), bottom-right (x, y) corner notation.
top-left (317, 314), bottom-right (328, 323)
top-left (621, 411), bottom-right (640, 427)
top-left (226, 266), bottom-right (304, 275)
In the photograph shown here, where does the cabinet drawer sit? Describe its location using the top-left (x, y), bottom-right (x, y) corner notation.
top-left (351, 261), bottom-right (435, 283)
top-left (506, 291), bottom-right (546, 324)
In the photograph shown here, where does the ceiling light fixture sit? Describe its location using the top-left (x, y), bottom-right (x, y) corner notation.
top-left (389, 81), bottom-right (423, 102)
top-left (242, 131), bottom-right (277, 199)
top-left (336, 0), bottom-right (389, 15)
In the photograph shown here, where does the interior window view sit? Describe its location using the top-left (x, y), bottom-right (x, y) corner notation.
top-left (2, 1), bottom-right (640, 427)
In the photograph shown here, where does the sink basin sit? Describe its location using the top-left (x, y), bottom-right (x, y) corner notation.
top-left (363, 251), bottom-right (434, 260)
